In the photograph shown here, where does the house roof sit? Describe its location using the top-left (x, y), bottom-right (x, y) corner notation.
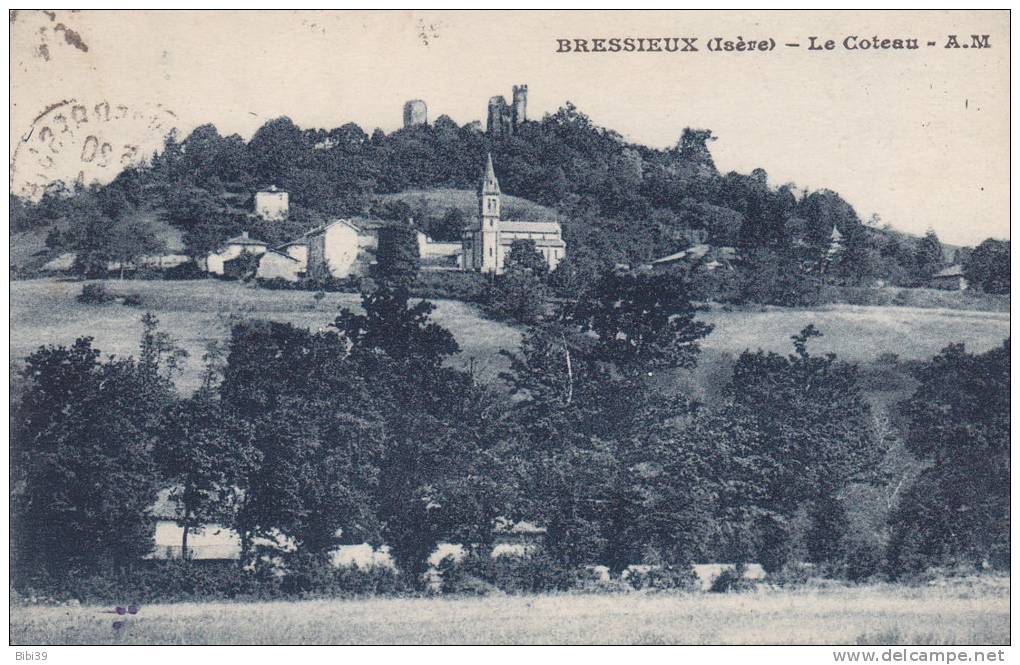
top-left (652, 244), bottom-right (736, 265)
top-left (304, 218), bottom-right (361, 237)
top-left (277, 238), bottom-right (308, 249)
top-left (499, 237), bottom-right (566, 247)
top-left (224, 233), bottom-right (268, 247)
top-left (262, 248), bottom-right (300, 262)
top-left (500, 221), bottom-right (562, 234)
top-left (933, 264), bottom-right (965, 278)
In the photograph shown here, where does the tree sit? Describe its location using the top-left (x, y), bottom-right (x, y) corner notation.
top-left (218, 320), bottom-right (383, 564)
top-left (503, 239), bottom-right (549, 277)
top-left (11, 317), bottom-right (181, 578)
top-left (503, 269), bottom-right (716, 572)
top-left (428, 207), bottom-right (468, 241)
top-left (570, 270), bottom-right (713, 371)
top-left (155, 389), bottom-right (255, 559)
top-left (485, 267), bottom-right (548, 325)
top-left (375, 225), bottom-right (421, 286)
top-left (107, 216), bottom-right (167, 278)
top-left (332, 285), bottom-right (504, 584)
top-left (913, 229), bottom-right (945, 284)
top-left (963, 239), bottom-right (1009, 294)
top-left (887, 340), bottom-right (1010, 572)
top-left (723, 326), bottom-right (886, 569)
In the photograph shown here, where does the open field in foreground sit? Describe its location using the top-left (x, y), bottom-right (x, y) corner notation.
top-left (10, 579), bottom-right (1009, 645)
top-left (10, 279), bottom-right (1011, 394)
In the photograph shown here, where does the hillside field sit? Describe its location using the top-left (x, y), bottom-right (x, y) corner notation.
top-left (10, 278), bottom-right (1010, 395)
top-left (10, 577), bottom-right (1009, 645)
top-left (371, 187), bottom-right (562, 225)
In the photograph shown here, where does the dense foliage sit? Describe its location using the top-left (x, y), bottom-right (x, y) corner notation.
top-left (12, 103), bottom-right (1003, 296)
top-left (886, 341), bottom-right (1010, 573)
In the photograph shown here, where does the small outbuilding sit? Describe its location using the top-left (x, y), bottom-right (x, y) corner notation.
top-left (929, 264), bottom-right (968, 291)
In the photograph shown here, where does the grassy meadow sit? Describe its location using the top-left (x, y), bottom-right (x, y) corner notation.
top-left (10, 578), bottom-right (1009, 645)
top-left (9, 278), bottom-right (1010, 395)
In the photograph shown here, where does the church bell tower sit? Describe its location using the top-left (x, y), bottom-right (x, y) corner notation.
top-left (478, 153), bottom-right (501, 272)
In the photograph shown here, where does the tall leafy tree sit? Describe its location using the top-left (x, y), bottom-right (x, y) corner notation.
top-left (963, 239), bottom-right (1010, 294)
top-left (913, 229), bottom-right (945, 284)
top-left (218, 320), bottom-right (383, 564)
top-left (11, 317), bottom-right (181, 578)
top-left (333, 285), bottom-right (504, 584)
top-left (887, 340), bottom-right (1010, 572)
top-left (723, 326), bottom-right (886, 569)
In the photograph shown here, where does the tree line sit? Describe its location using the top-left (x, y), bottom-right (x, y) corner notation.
top-left (10, 103), bottom-right (1009, 299)
top-left (11, 270), bottom-right (1009, 596)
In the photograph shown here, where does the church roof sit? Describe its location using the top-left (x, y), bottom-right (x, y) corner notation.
top-left (500, 220), bottom-right (561, 234)
top-left (499, 236), bottom-right (565, 247)
top-left (480, 153), bottom-right (501, 195)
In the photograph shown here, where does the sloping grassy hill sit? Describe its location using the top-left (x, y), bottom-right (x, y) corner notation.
top-left (371, 188), bottom-right (562, 224)
top-left (10, 279), bottom-right (1009, 397)
top-left (10, 208), bottom-right (185, 274)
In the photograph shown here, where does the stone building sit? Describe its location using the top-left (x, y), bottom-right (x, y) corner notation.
top-left (403, 99), bottom-right (428, 127)
top-left (462, 154), bottom-right (565, 274)
top-left (255, 249), bottom-right (304, 282)
top-left (305, 219), bottom-right (363, 280)
top-left (486, 84), bottom-right (528, 138)
top-left (929, 264), bottom-right (969, 291)
top-left (206, 231), bottom-right (267, 275)
top-left (255, 186), bottom-right (289, 221)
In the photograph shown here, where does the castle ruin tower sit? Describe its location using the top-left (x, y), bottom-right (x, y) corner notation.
top-left (478, 153), bottom-right (502, 272)
top-left (511, 84), bottom-right (528, 131)
top-left (487, 96), bottom-right (511, 138)
top-left (403, 99), bottom-right (428, 128)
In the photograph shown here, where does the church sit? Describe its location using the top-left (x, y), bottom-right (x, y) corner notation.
top-left (462, 155), bottom-right (566, 274)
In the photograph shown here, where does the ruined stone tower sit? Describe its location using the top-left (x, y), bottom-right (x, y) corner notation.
top-left (511, 84), bottom-right (528, 129)
top-left (402, 99), bottom-right (428, 128)
top-left (487, 84), bottom-right (528, 138)
top-left (486, 96), bottom-right (511, 138)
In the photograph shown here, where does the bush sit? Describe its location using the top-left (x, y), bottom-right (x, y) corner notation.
top-left (436, 550), bottom-right (583, 595)
top-left (223, 252), bottom-right (262, 281)
top-left (436, 555), bottom-right (500, 596)
top-left (767, 562), bottom-right (815, 588)
top-left (121, 293), bottom-right (144, 307)
top-left (624, 565), bottom-right (700, 592)
top-left (708, 564), bottom-right (758, 593)
top-left (411, 271), bottom-right (487, 302)
top-left (11, 557), bottom-right (410, 604)
top-left (483, 269), bottom-right (549, 324)
top-left (837, 540), bottom-right (884, 583)
top-left (163, 261), bottom-right (207, 281)
top-left (77, 283), bottom-right (115, 304)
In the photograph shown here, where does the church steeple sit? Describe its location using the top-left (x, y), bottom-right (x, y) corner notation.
top-left (476, 154), bottom-right (501, 273)
top-left (481, 153), bottom-right (501, 195)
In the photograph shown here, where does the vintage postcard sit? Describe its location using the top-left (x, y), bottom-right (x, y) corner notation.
top-left (7, 9), bottom-right (1010, 652)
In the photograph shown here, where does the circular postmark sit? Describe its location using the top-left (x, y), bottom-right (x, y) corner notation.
top-left (11, 99), bottom-right (179, 199)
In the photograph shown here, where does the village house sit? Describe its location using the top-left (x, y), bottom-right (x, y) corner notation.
top-left (206, 231), bottom-right (267, 276)
top-left (417, 230), bottom-right (462, 269)
top-left (304, 219), bottom-right (363, 280)
top-left (462, 154), bottom-right (566, 274)
top-left (255, 248), bottom-right (305, 282)
top-left (254, 186), bottom-right (289, 221)
top-left (929, 264), bottom-right (968, 291)
top-left (650, 244), bottom-right (737, 272)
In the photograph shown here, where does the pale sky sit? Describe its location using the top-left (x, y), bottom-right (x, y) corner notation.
top-left (9, 10), bottom-right (1009, 246)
